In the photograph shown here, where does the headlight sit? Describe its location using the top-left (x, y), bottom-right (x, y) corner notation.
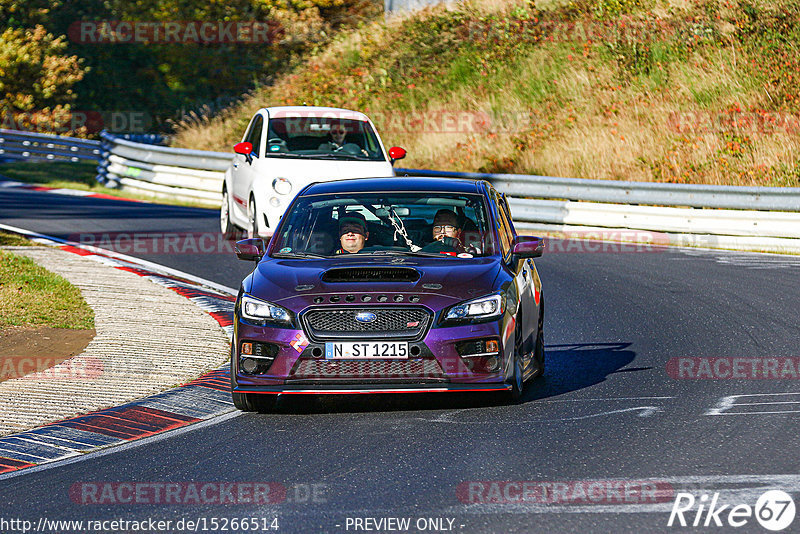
top-left (272, 177), bottom-right (292, 195)
top-left (241, 294), bottom-right (292, 324)
top-left (444, 293), bottom-right (505, 322)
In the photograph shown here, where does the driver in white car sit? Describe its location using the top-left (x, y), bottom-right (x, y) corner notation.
top-left (319, 121), bottom-right (348, 151)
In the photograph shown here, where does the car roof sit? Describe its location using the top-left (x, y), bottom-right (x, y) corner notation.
top-left (263, 106), bottom-right (370, 121)
top-left (301, 176), bottom-right (488, 196)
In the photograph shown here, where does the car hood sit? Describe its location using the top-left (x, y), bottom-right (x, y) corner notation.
top-left (244, 256), bottom-right (504, 311)
top-left (257, 157), bottom-right (393, 181)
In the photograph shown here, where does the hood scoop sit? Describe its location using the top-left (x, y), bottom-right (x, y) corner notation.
top-left (322, 267), bottom-right (420, 283)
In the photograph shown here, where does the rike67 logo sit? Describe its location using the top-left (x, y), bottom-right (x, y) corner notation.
top-left (668, 490), bottom-right (796, 531)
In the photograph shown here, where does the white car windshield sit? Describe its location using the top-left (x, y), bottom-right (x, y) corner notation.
top-left (264, 117), bottom-right (385, 161)
top-left (272, 192), bottom-right (499, 258)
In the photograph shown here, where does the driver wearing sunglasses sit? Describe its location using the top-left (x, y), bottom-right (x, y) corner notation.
top-left (319, 121), bottom-right (349, 151)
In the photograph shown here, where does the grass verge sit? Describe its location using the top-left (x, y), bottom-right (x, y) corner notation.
top-left (0, 232), bottom-right (38, 247)
top-left (0, 250), bottom-right (94, 329)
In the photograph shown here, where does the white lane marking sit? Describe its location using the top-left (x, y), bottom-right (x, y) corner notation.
top-left (706, 392), bottom-right (800, 415)
top-left (416, 406), bottom-right (665, 424)
top-left (733, 401), bottom-right (800, 406)
top-left (45, 188), bottom-right (93, 197)
top-left (0, 411), bottom-right (241, 481)
top-left (537, 397), bottom-right (674, 403)
top-left (0, 222), bottom-right (237, 296)
top-left (548, 406), bottom-right (663, 420)
top-left (676, 248), bottom-right (800, 269)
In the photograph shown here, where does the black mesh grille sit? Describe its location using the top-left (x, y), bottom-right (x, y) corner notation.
top-left (302, 307), bottom-right (431, 340)
top-left (321, 267), bottom-right (420, 283)
top-left (291, 358), bottom-right (444, 379)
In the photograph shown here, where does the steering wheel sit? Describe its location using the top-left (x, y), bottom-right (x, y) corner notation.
top-left (341, 143), bottom-right (369, 157)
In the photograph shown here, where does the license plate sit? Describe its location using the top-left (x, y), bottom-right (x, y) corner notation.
top-left (325, 342), bottom-right (409, 359)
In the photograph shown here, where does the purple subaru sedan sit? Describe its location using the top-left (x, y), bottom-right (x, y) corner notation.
top-left (230, 177), bottom-right (544, 411)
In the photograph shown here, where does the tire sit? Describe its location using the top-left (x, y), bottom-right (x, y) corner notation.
top-left (248, 197), bottom-right (259, 238)
top-left (506, 326), bottom-right (525, 403)
top-left (220, 188), bottom-right (238, 240)
top-left (232, 391), bottom-right (257, 411)
top-left (533, 296), bottom-right (545, 378)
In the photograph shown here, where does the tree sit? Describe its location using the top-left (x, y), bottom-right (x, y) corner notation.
top-left (0, 25), bottom-right (86, 134)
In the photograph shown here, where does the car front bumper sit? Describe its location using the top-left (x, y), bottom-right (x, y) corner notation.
top-left (232, 316), bottom-right (513, 394)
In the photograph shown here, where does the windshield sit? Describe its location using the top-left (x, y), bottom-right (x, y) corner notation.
top-left (264, 116), bottom-right (385, 161)
top-left (271, 192), bottom-right (498, 258)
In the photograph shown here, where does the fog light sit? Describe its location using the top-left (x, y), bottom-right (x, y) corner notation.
top-left (270, 197), bottom-right (280, 207)
top-left (241, 358), bottom-right (258, 374)
top-left (241, 342), bottom-right (253, 355)
top-left (456, 337), bottom-right (502, 374)
top-left (455, 338), bottom-right (501, 357)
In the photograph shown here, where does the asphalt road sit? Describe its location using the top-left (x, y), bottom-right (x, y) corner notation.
top-left (2, 186), bottom-right (800, 533)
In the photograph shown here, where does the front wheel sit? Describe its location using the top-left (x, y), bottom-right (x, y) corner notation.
top-left (220, 188), bottom-right (238, 240)
top-left (506, 327), bottom-right (525, 403)
top-left (248, 197), bottom-right (259, 238)
top-left (532, 296), bottom-right (545, 378)
top-left (232, 391), bottom-right (276, 413)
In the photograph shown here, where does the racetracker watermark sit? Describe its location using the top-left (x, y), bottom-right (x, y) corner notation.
top-left (70, 482), bottom-right (286, 505)
top-left (1, 356), bottom-right (102, 381)
top-left (1, 110), bottom-right (152, 134)
top-left (368, 111), bottom-right (492, 134)
top-left (462, 18), bottom-right (691, 44)
top-left (543, 231), bottom-right (670, 253)
top-left (667, 357), bottom-right (800, 379)
top-left (69, 482), bottom-right (326, 505)
top-left (68, 20), bottom-right (282, 44)
top-left (70, 233), bottom-right (237, 255)
top-left (668, 111), bottom-right (800, 135)
top-left (456, 480), bottom-right (674, 505)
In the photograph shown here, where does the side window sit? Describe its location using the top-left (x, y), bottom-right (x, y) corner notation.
top-left (499, 194), bottom-right (516, 237)
top-left (492, 191), bottom-right (513, 258)
top-left (245, 115), bottom-right (263, 157)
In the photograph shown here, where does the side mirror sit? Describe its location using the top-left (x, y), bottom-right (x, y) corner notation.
top-left (234, 141), bottom-right (254, 164)
top-left (512, 235), bottom-right (544, 259)
top-left (388, 146), bottom-right (406, 165)
top-left (235, 238), bottom-right (265, 262)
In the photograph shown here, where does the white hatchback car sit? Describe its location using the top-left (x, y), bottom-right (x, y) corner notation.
top-left (220, 106), bottom-right (406, 237)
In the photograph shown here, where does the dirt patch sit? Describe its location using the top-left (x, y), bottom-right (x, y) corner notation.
top-left (0, 326), bottom-right (95, 382)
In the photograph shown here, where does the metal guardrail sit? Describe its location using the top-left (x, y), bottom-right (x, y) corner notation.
top-left (96, 132), bottom-right (230, 205)
top-left (396, 167), bottom-right (800, 211)
top-left (0, 129), bottom-right (102, 163)
top-left (2, 129), bottom-right (800, 253)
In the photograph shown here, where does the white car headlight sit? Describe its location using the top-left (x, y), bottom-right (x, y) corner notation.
top-left (272, 177), bottom-right (292, 195)
top-left (241, 294), bottom-right (292, 324)
top-left (445, 293), bottom-right (505, 321)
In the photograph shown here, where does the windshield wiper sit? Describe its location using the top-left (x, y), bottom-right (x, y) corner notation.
top-left (366, 250), bottom-right (454, 258)
top-left (272, 252), bottom-right (328, 259)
